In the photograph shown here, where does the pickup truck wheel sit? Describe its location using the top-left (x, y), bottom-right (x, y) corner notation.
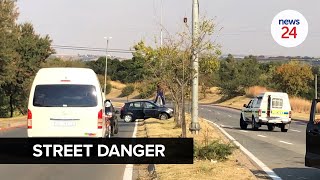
top-left (252, 116), bottom-right (259, 131)
top-left (267, 124), bottom-right (275, 131)
top-left (240, 115), bottom-right (248, 130)
top-left (281, 125), bottom-right (288, 132)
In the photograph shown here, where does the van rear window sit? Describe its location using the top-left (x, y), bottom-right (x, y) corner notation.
top-left (33, 85), bottom-right (98, 107)
top-left (272, 98), bottom-right (283, 109)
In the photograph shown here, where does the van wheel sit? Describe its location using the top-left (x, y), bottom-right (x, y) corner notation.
top-left (240, 114), bottom-right (248, 130)
top-left (252, 116), bottom-right (259, 131)
top-left (124, 115), bottom-right (133, 123)
top-left (281, 125), bottom-right (288, 132)
top-left (160, 113), bottom-right (169, 120)
top-left (267, 124), bottom-right (275, 131)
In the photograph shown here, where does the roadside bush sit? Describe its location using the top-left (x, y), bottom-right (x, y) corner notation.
top-left (97, 75), bottom-right (112, 95)
top-left (137, 82), bottom-right (156, 99)
top-left (245, 86), bottom-right (268, 98)
top-left (120, 85), bottom-right (135, 97)
top-left (194, 140), bottom-right (237, 161)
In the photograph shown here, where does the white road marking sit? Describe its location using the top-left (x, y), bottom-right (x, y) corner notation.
top-left (208, 109), bottom-right (212, 112)
top-left (279, 140), bottom-right (293, 145)
top-left (228, 115), bottom-right (232, 117)
top-left (217, 112), bottom-right (220, 115)
top-left (201, 108), bottom-right (204, 110)
top-left (257, 135), bottom-right (267, 138)
top-left (290, 129), bottom-right (301, 132)
top-left (204, 119), bottom-right (282, 180)
top-left (240, 130), bottom-right (248, 133)
top-left (123, 121), bottom-right (138, 180)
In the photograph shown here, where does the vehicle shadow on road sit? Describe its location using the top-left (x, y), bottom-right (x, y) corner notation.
top-left (273, 167), bottom-right (320, 180)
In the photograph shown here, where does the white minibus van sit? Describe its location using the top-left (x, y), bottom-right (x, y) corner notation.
top-left (27, 68), bottom-right (107, 137)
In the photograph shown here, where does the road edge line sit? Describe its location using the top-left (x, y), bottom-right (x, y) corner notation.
top-left (122, 121), bottom-right (138, 180)
top-left (204, 119), bottom-right (282, 180)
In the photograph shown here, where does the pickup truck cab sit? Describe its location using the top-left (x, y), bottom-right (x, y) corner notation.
top-left (240, 92), bottom-right (292, 132)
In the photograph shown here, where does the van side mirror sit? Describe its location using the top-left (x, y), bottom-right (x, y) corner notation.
top-left (243, 104), bottom-right (247, 107)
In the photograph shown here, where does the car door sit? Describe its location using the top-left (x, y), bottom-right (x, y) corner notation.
top-left (143, 102), bottom-right (158, 118)
top-left (244, 100), bottom-right (253, 120)
top-left (306, 99), bottom-right (320, 168)
top-left (129, 102), bottom-right (144, 119)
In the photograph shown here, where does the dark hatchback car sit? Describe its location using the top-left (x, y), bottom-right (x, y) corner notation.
top-left (120, 100), bottom-right (173, 122)
top-left (104, 99), bottom-right (119, 136)
top-left (306, 99), bottom-right (320, 169)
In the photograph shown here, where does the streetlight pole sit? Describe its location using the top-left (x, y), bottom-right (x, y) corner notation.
top-left (190, 0), bottom-right (200, 134)
top-left (160, 0), bottom-right (163, 47)
top-left (104, 36), bottom-right (112, 99)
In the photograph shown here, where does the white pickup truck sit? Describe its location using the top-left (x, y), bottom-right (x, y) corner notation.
top-left (240, 92), bottom-right (292, 132)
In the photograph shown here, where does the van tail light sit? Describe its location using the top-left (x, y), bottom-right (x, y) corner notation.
top-left (258, 109), bottom-right (262, 117)
top-left (289, 111), bottom-right (292, 118)
top-left (98, 109), bottom-right (103, 129)
top-left (27, 109), bottom-right (32, 129)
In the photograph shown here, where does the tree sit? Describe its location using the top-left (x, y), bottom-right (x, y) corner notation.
top-left (0, 1), bottom-right (54, 117)
top-left (274, 61), bottom-right (314, 96)
top-left (133, 17), bottom-right (221, 137)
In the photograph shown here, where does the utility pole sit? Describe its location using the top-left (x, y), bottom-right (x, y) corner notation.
top-left (190, 0), bottom-right (201, 134)
top-left (104, 36), bottom-right (112, 99)
top-left (315, 74), bottom-right (318, 99)
top-left (160, 0), bottom-right (163, 47)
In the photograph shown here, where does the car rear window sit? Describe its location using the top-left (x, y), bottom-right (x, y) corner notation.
top-left (33, 85), bottom-right (98, 107)
top-left (272, 98), bottom-right (283, 109)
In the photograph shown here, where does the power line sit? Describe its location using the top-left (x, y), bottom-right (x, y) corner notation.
top-left (51, 45), bottom-right (136, 54)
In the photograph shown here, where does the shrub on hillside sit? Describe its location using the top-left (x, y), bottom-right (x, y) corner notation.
top-left (138, 83), bottom-right (157, 99)
top-left (120, 85), bottom-right (135, 97)
top-left (245, 86), bottom-right (268, 98)
top-left (194, 140), bottom-right (237, 161)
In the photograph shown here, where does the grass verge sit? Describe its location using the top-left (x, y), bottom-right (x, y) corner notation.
top-left (137, 115), bottom-right (257, 180)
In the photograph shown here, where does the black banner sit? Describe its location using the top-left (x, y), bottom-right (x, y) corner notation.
top-left (0, 138), bottom-right (193, 164)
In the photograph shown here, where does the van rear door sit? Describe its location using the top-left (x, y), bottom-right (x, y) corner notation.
top-left (306, 99), bottom-right (320, 168)
top-left (31, 84), bottom-right (100, 137)
top-left (269, 95), bottom-right (289, 118)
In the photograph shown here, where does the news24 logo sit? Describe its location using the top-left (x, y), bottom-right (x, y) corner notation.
top-left (271, 10), bottom-right (308, 48)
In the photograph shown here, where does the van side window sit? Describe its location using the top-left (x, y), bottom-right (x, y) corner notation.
top-left (255, 97), bottom-right (262, 108)
top-left (272, 98), bottom-right (283, 109)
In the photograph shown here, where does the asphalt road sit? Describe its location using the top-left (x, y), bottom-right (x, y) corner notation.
top-left (199, 105), bottom-right (320, 180)
top-left (0, 118), bottom-right (136, 180)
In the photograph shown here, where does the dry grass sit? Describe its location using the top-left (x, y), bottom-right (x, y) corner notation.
top-left (0, 116), bottom-right (26, 128)
top-left (219, 96), bottom-right (251, 109)
top-left (106, 88), bottom-right (122, 99)
top-left (245, 86), bottom-right (268, 98)
top-left (141, 115), bottom-right (255, 180)
top-left (290, 97), bottom-right (311, 113)
top-left (109, 80), bottom-right (126, 90)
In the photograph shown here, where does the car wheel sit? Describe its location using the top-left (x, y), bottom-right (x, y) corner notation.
top-left (124, 115), bottom-right (133, 123)
top-left (267, 124), bottom-right (275, 131)
top-left (252, 116), bottom-right (259, 131)
top-left (160, 113), bottom-right (169, 120)
top-left (281, 124), bottom-right (288, 132)
top-left (240, 114), bottom-right (248, 130)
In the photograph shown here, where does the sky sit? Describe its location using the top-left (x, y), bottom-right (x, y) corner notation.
top-left (16, 0), bottom-right (320, 59)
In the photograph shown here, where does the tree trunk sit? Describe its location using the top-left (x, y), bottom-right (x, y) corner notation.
top-left (9, 95), bottom-right (13, 117)
top-left (174, 102), bottom-right (181, 128)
